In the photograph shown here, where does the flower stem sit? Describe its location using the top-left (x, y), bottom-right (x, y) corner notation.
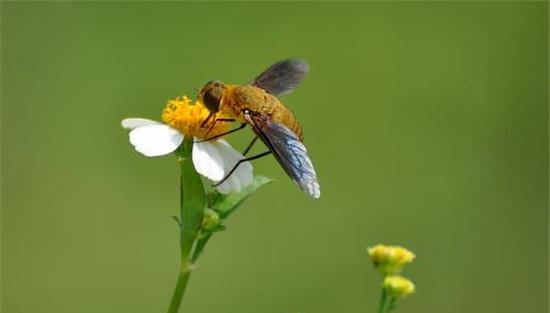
top-left (386, 297), bottom-right (397, 313)
top-left (167, 265), bottom-right (191, 313)
top-left (167, 138), bottom-right (206, 313)
top-left (378, 288), bottom-right (388, 313)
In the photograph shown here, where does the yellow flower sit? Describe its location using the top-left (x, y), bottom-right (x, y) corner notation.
top-left (383, 275), bottom-right (415, 298)
top-left (367, 244), bottom-right (415, 275)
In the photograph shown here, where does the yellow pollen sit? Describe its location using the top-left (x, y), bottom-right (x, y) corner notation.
top-left (161, 96), bottom-right (229, 139)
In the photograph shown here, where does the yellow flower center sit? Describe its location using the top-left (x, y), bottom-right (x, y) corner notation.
top-left (161, 96), bottom-right (229, 139)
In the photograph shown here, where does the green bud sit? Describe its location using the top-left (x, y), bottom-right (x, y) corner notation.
top-left (202, 209), bottom-right (220, 230)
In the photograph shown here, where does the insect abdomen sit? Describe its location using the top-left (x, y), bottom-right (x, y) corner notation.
top-left (227, 85), bottom-right (304, 141)
top-left (271, 101), bottom-right (303, 141)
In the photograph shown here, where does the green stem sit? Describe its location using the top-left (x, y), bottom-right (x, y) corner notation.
top-left (378, 288), bottom-right (388, 313)
top-left (190, 233), bottom-right (213, 263)
top-left (167, 138), bottom-right (206, 313)
top-left (167, 265), bottom-right (192, 313)
top-left (386, 297), bottom-right (397, 313)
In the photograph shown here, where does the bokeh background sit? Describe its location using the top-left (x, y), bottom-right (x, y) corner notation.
top-left (2, 2), bottom-right (548, 313)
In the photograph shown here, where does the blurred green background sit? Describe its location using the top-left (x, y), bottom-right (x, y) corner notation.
top-left (2, 2), bottom-right (547, 313)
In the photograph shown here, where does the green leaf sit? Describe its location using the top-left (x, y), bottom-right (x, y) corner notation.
top-left (211, 176), bottom-right (273, 218)
top-left (178, 139), bottom-right (206, 260)
top-left (206, 189), bottom-right (224, 208)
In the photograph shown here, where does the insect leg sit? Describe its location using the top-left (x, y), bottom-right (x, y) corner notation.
top-left (212, 151), bottom-right (272, 187)
top-left (196, 123), bottom-right (246, 142)
top-left (210, 117), bottom-right (236, 124)
top-left (204, 117), bottom-right (236, 135)
top-left (200, 112), bottom-right (215, 128)
top-left (242, 136), bottom-right (259, 156)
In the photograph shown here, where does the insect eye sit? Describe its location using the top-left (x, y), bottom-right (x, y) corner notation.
top-left (203, 89), bottom-right (221, 112)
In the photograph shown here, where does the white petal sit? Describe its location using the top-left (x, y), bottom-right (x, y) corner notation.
top-left (215, 178), bottom-right (233, 194)
top-left (121, 118), bottom-right (160, 129)
top-left (128, 124), bottom-right (183, 157)
top-left (220, 171), bottom-right (241, 194)
top-left (214, 172), bottom-right (237, 195)
top-left (192, 141), bottom-right (225, 181)
top-left (214, 139), bottom-right (254, 194)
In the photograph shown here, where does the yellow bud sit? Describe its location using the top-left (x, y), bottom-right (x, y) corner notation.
top-left (367, 244), bottom-right (415, 275)
top-left (383, 275), bottom-right (415, 298)
top-left (202, 209), bottom-right (220, 230)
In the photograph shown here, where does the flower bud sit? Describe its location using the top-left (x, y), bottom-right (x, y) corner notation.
top-left (367, 244), bottom-right (415, 275)
top-left (202, 209), bottom-right (220, 230)
top-left (383, 275), bottom-right (415, 298)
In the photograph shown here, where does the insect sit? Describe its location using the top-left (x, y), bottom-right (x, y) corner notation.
top-left (197, 59), bottom-right (320, 199)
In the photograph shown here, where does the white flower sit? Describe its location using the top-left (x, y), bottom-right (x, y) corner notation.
top-left (122, 117), bottom-right (253, 194)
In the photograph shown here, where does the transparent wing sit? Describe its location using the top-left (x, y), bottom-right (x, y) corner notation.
top-left (251, 59), bottom-right (309, 96)
top-left (244, 112), bottom-right (320, 198)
